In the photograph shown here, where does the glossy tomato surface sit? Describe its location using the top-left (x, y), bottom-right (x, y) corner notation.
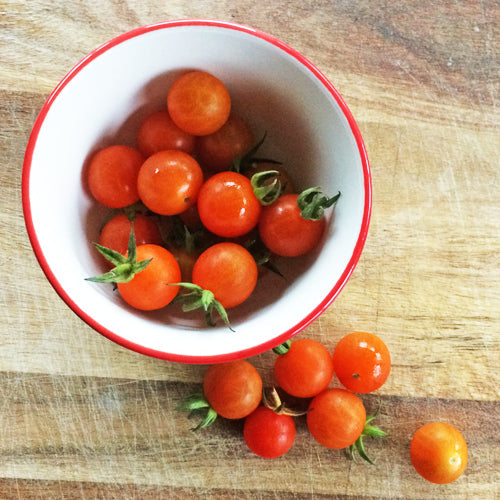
top-left (307, 388), bottom-right (366, 449)
top-left (137, 150), bottom-right (203, 215)
top-left (117, 244), bottom-right (181, 310)
top-left (274, 338), bottom-right (334, 398)
top-left (167, 70), bottom-right (231, 136)
top-left (410, 422), bottom-right (468, 484)
top-left (197, 172), bottom-right (261, 238)
top-left (87, 145), bottom-right (144, 208)
top-left (203, 360), bottom-right (262, 419)
top-left (244, 406), bottom-right (295, 458)
top-left (258, 194), bottom-right (325, 257)
top-left (192, 242), bottom-right (258, 309)
top-left (332, 332), bottom-right (391, 393)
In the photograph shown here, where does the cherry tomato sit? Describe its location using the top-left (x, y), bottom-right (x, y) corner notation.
top-left (203, 360), bottom-right (262, 420)
top-left (178, 203), bottom-right (202, 231)
top-left (274, 338), bottom-right (334, 398)
top-left (192, 242), bottom-right (258, 309)
top-left (98, 214), bottom-right (163, 258)
top-left (411, 423), bottom-right (468, 484)
top-left (87, 145), bottom-right (144, 208)
top-left (167, 70), bottom-right (231, 136)
top-left (197, 114), bottom-right (254, 172)
top-left (332, 332), bottom-right (391, 394)
top-left (117, 244), bottom-right (181, 310)
top-left (136, 110), bottom-right (196, 157)
top-left (243, 162), bottom-right (295, 196)
top-left (197, 171), bottom-right (261, 238)
top-left (244, 406), bottom-right (295, 458)
top-left (258, 194), bottom-right (325, 257)
top-left (137, 150), bottom-right (203, 215)
top-left (307, 388), bottom-right (366, 449)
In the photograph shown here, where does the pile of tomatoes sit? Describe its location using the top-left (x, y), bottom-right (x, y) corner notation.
top-left (85, 70), bottom-right (338, 326)
top-left (180, 331), bottom-right (468, 485)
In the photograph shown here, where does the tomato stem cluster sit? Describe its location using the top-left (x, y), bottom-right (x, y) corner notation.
top-left (297, 187), bottom-right (341, 221)
top-left (177, 393), bottom-right (218, 430)
top-left (172, 282), bottom-right (234, 331)
top-left (348, 412), bottom-right (387, 464)
top-left (86, 223), bottom-right (152, 283)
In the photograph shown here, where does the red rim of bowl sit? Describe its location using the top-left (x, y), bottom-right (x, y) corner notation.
top-left (22, 19), bottom-right (372, 364)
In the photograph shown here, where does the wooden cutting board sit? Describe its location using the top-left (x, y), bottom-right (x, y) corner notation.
top-left (1, 1), bottom-right (498, 498)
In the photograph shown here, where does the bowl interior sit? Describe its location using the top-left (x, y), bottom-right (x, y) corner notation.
top-left (23, 21), bottom-right (370, 363)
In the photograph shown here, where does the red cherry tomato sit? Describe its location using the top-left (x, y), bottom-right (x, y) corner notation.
top-left (203, 360), bottom-right (262, 420)
top-left (117, 244), bottom-right (181, 310)
top-left (197, 171), bottom-right (261, 238)
top-left (243, 162), bottom-right (296, 195)
top-left (136, 110), bottom-right (195, 157)
top-left (87, 145), bottom-right (144, 208)
top-left (332, 332), bottom-right (391, 394)
top-left (258, 194), bottom-right (325, 257)
top-left (244, 406), bottom-right (295, 458)
top-left (192, 242), bottom-right (258, 309)
top-left (98, 214), bottom-right (163, 257)
top-left (411, 423), bottom-right (468, 484)
top-left (307, 388), bottom-right (366, 449)
top-left (197, 114), bottom-right (254, 172)
top-left (274, 338), bottom-right (334, 398)
top-left (137, 150), bottom-right (203, 215)
top-left (167, 70), bottom-right (231, 136)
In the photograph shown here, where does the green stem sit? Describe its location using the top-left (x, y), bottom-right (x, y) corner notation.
top-left (297, 187), bottom-right (341, 221)
top-left (272, 340), bottom-right (291, 355)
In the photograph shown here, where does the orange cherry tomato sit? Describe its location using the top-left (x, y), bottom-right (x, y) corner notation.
top-left (192, 242), bottom-right (258, 309)
top-left (203, 360), bottom-right (262, 420)
top-left (274, 338), bottom-right (334, 398)
top-left (197, 171), bottom-right (261, 238)
top-left (167, 70), bottom-right (231, 136)
top-left (137, 150), bottom-right (203, 215)
top-left (117, 244), bottom-right (181, 310)
top-left (197, 114), bottom-right (254, 172)
top-left (411, 423), bottom-right (468, 484)
top-left (87, 145), bottom-right (144, 208)
top-left (258, 194), bottom-right (325, 257)
top-left (99, 213), bottom-right (163, 257)
top-left (332, 332), bottom-right (391, 393)
top-left (307, 388), bottom-right (366, 449)
top-left (136, 110), bottom-right (196, 157)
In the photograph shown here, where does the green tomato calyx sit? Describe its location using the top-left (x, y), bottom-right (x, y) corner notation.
top-left (177, 393), bottom-right (218, 431)
top-left (171, 283), bottom-right (234, 331)
top-left (348, 407), bottom-right (387, 464)
top-left (297, 187), bottom-right (341, 221)
top-left (85, 223), bottom-right (151, 284)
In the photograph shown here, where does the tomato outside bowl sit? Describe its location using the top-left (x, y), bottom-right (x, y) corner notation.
top-left (22, 19), bottom-right (371, 364)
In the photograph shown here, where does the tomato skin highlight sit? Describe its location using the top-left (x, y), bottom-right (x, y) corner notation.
top-left (332, 332), bottom-right (391, 394)
top-left (203, 360), bottom-right (263, 420)
top-left (258, 194), bottom-right (325, 257)
top-left (244, 406), bottom-right (295, 458)
top-left (99, 213), bottom-right (163, 258)
top-left (274, 339), bottom-right (334, 398)
top-left (307, 388), bottom-right (366, 449)
top-left (411, 423), bottom-right (468, 484)
top-left (192, 242), bottom-right (258, 309)
top-left (167, 70), bottom-right (231, 136)
top-left (87, 145), bottom-right (144, 208)
top-left (137, 150), bottom-right (203, 215)
top-left (117, 244), bottom-right (181, 310)
top-left (137, 110), bottom-right (196, 157)
top-left (197, 171), bottom-right (262, 238)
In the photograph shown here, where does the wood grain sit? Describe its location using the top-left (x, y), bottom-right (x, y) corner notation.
top-left (1, 0), bottom-right (499, 498)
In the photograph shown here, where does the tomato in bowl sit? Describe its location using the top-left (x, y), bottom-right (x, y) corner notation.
top-left (22, 19), bottom-right (371, 363)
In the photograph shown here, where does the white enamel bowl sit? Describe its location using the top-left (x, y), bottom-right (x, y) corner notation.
top-left (22, 20), bottom-right (371, 363)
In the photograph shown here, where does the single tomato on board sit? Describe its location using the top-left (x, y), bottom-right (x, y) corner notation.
top-left (410, 422), bottom-right (468, 484)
